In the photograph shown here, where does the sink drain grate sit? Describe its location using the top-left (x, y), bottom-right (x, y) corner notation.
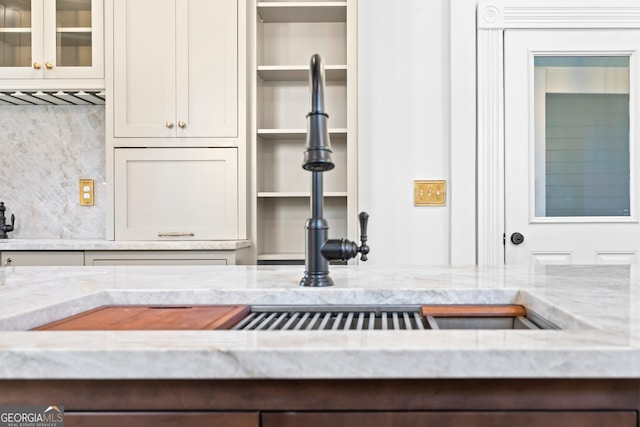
top-left (230, 305), bottom-right (558, 331)
top-left (231, 305), bottom-right (426, 331)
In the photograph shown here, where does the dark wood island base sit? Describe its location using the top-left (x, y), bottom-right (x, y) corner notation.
top-left (0, 379), bottom-right (638, 426)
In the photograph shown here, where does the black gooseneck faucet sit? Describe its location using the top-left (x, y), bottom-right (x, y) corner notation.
top-left (300, 54), bottom-right (369, 287)
top-left (0, 202), bottom-right (15, 239)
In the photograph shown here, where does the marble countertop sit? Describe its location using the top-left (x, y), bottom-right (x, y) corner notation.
top-left (0, 239), bottom-right (251, 250)
top-left (0, 264), bottom-right (638, 380)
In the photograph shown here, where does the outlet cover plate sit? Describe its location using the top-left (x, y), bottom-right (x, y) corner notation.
top-left (79, 179), bottom-right (94, 206)
top-left (414, 180), bottom-right (446, 206)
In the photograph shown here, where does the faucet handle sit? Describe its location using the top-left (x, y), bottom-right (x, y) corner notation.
top-left (319, 212), bottom-right (370, 262)
top-left (358, 211), bottom-right (370, 261)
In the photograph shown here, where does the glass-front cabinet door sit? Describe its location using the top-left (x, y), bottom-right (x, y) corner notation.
top-left (0, 0), bottom-right (102, 81)
top-left (0, 0), bottom-right (41, 73)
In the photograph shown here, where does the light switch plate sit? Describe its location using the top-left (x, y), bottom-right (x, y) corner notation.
top-left (414, 180), bottom-right (446, 206)
top-left (79, 179), bottom-right (94, 206)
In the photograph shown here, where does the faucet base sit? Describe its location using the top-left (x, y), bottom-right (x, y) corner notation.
top-left (300, 272), bottom-right (334, 287)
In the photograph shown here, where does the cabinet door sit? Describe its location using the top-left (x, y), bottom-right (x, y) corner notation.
top-left (42, 0), bottom-right (104, 79)
top-left (114, 148), bottom-right (238, 240)
top-left (262, 411), bottom-right (637, 427)
top-left (0, 0), bottom-right (102, 80)
top-left (113, 0), bottom-right (176, 138)
top-left (0, 0), bottom-right (44, 78)
top-left (1, 251), bottom-right (84, 266)
top-left (113, 0), bottom-right (238, 139)
top-left (175, 0), bottom-right (237, 138)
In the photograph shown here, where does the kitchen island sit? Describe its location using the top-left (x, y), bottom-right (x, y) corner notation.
top-left (0, 264), bottom-right (638, 426)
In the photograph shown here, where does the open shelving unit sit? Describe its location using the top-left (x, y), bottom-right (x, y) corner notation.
top-left (251, 0), bottom-right (357, 264)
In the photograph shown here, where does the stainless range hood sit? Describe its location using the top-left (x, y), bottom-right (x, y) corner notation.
top-left (0, 90), bottom-right (105, 105)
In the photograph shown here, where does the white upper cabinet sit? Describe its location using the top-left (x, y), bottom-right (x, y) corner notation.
top-left (0, 0), bottom-right (104, 85)
top-left (113, 0), bottom-right (238, 141)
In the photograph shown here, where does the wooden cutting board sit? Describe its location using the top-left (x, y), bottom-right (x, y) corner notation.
top-left (421, 304), bottom-right (527, 318)
top-left (33, 305), bottom-right (250, 331)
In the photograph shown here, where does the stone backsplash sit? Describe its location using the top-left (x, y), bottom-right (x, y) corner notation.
top-left (0, 105), bottom-right (105, 239)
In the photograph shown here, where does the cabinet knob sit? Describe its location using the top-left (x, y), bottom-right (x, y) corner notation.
top-left (5, 258), bottom-right (12, 266)
top-left (178, 121), bottom-right (186, 129)
top-left (33, 62), bottom-right (41, 70)
top-left (44, 62), bottom-right (53, 70)
top-left (165, 121), bottom-right (174, 129)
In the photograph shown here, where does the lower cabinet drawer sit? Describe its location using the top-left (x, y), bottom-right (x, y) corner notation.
top-left (65, 412), bottom-right (258, 427)
top-left (114, 148), bottom-right (238, 241)
top-left (261, 411), bottom-right (638, 427)
top-left (84, 250), bottom-right (233, 266)
top-left (1, 251), bottom-right (84, 266)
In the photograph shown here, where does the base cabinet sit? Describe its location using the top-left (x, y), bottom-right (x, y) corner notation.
top-left (1, 249), bottom-right (248, 266)
top-left (64, 410), bottom-right (637, 427)
top-left (2, 379), bottom-right (639, 427)
top-left (66, 412), bottom-right (258, 427)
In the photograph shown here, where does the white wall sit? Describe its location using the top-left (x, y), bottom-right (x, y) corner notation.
top-left (358, 0), bottom-right (452, 265)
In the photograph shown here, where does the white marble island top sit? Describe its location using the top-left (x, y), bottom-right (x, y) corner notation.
top-left (0, 264), bottom-right (638, 380)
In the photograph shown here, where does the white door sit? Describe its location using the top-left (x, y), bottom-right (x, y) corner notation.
top-left (505, 30), bottom-right (640, 265)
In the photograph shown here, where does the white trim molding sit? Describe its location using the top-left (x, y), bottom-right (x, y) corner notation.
top-left (476, 0), bottom-right (640, 265)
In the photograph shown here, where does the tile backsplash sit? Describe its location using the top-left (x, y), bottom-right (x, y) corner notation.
top-left (0, 105), bottom-right (105, 239)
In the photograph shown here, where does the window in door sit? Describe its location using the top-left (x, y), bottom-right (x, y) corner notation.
top-left (534, 55), bottom-right (631, 218)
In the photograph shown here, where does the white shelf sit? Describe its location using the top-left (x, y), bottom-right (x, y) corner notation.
top-left (257, 128), bottom-right (347, 139)
top-left (257, 65), bottom-right (347, 81)
top-left (258, 191), bottom-right (348, 198)
top-left (257, 82), bottom-right (347, 129)
top-left (257, 2), bottom-right (347, 23)
top-left (257, 197), bottom-right (347, 256)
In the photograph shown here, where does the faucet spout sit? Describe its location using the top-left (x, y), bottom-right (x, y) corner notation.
top-left (303, 54), bottom-right (334, 172)
top-left (300, 54), bottom-right (370, 287)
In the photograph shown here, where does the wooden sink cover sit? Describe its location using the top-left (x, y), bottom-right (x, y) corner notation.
top-left (33, 305), bottom-right (250, 331)
top-left (421, 304), bottom-right (527, 318)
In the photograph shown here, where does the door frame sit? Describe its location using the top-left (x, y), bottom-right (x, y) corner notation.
top-left (476, 0), bottom-right (640, 265)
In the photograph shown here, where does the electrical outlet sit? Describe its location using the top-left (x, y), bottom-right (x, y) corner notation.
top-left (414, 180), bottom-right (446, 206)
top-left (79, 179), bottom-right (94, 206)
